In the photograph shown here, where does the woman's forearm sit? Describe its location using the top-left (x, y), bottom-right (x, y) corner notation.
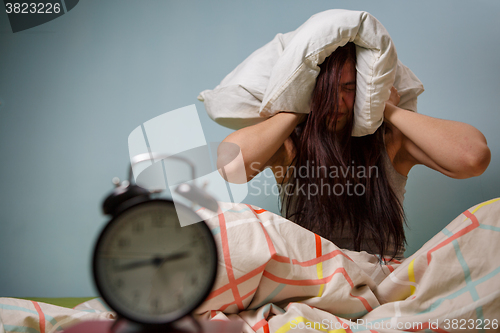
top-left (218, 112), bottom-right (304, 182)
top-left (384, 104), bottom-right (490, 178)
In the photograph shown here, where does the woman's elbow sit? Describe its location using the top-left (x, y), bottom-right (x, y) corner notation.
top-left (217, 142), bottom-right (250, 184)
top-left (217, 160), bottom-right (250, 184)
top-left (464, 143), bottom-right (491, 177)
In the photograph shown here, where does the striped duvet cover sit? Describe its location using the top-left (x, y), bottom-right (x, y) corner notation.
top-left (1, 198), bottom-right (499, 333)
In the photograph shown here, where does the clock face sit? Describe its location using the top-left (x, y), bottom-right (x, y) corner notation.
top-left (93, 200), bottom-right (217, 325)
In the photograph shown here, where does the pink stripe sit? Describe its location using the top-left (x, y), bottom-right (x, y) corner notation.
top-left (273, 250), bottom-right (352, 266)
top-left (207, 262), bottom-right (267, 300)
top-left (206, 284), bottom-right (231, 300)
top-left (349, 292), bottom-right (373, 312)
top-left (31, 301), bottom-right (45, 333)
top-left (272, 254), bottom-right (292, 263)
top-left (427, 210), bottom-right (479, 264)
top-left (315, 234), bottom-right (322, 258)
top-left (258, 222), bottom-right (277, 256)
top-left (247, 204), bottom-right (278, 259)
top-left (235, 263), bottom-right (267, 283)
top-left (251, 318), bottom-right (269, 332)
top-left (384, 257), bottom-right (402, 264)
top-left (339, 269), bottom-right (374, 312)
top-left (334, 316), bottom-right (354, 332)
top-left (218, 208), bottom-right (244, 310)
top-left (295, 250), bottom-right (353, 266)
top-left (262, 267), bottom-right (349, 286)
top-left (218, 288), bottom-right (257, 312)
top-left (246, 204), bottom-right (277, 257)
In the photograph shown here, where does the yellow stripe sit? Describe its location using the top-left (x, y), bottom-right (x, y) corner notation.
top-left (470, 198), bottom-right (500, 214)
top-left (408, 259), bottom-right (416, 295)
top-left (316, 262), bottom-right (325, 297)
top-left (275, 316), bottom-right (347, 333)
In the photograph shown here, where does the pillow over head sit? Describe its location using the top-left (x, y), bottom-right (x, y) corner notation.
top-left (198, 9), bottom-right (424, 136)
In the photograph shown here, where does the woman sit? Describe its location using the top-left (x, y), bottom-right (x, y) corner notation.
top-left (217, 42), bottom-right (490, 260)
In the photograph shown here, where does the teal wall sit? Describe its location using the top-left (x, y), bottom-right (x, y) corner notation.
top-left (0, 0), bottom-right (499, 297)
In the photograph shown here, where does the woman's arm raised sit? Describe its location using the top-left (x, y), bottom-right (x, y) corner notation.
top-left (217, 112), bottom-right (305, 183)
top-left (384, 88), bottom-right (491, 179)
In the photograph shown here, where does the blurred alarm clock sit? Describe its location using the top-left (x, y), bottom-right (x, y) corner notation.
top-left (88, 153), bottom-right (237, 333)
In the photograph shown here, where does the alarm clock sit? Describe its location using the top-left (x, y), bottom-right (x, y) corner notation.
top-left (91, 154), bottom-right (226, 333)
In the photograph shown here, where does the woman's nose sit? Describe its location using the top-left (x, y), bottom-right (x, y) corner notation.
top-left (338, 91), bottom-right (346, 107)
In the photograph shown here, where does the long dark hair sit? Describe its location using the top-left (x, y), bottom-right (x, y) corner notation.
top-left (280, 42), bottom-right (406, 260)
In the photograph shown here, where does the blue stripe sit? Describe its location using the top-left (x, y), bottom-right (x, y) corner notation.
top-left (249, 284), bottom-right (286, 310)
top-left (0, 304), bottom-right (38, 315)
top-left (211, 226), bottom-right (220, 236)
top-left (95, 298), bottom-right (112, 311)
top-left (270, 303), bottom-right (285, 314)
top-left (442, 228), bottom-right (453, 237)
top-left (3, 325), bottom-right (40, 333)
top-left (479, 225), bottom-right (500, 232)
top-left (452, 240), bottom-right (485, 331)
top-left (476, 306), bottom-right (486, 333)
top-left (226, 208), bottom-right (251, 213)
top-left (452, 241), bottom-right (475, 291)
top-left (77, 309), bottom-right (101, 313)
top-left (0, 304), bottom-right (58, 326)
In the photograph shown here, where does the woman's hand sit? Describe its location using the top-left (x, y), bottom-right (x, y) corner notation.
top-left (386, 86), bottom-right (400, 107)
top-left (384, 86), bottom-right (400, 127)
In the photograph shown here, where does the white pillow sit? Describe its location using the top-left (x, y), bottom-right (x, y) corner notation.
top-left (198, 9), bottom-right (424, 136)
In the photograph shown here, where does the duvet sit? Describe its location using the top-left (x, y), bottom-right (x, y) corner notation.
top-left (1, 198), bottom-right (499, 333)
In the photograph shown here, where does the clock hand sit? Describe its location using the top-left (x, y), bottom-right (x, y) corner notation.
top-left (156, 251), bottom-right (190, 267)
top-left (114, 252), bottom-right (190, 271)
top-left (114, 257), bottom-right (160, 271)
top-left (161, 251), bottom-right (190, 262)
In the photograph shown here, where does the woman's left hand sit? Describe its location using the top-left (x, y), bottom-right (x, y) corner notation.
top-left (386, 86), bottom-right (400, 106)
top-left (384, 86), bottom-right (400, 126)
